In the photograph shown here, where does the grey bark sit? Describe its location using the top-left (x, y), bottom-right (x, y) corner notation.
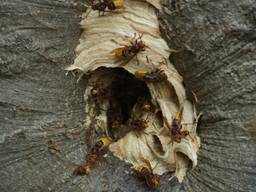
top-left (159, 0), bottom-right (256, 191)
top-left (0, 0), bottom-right (255, 192)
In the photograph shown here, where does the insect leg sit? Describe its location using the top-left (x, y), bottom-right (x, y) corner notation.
top-left (85, 8), bottom-right (92, 18)
top-left (146, 55), bottom-right (150, 64)
top-left (136, 54), bottom-right (140, 65)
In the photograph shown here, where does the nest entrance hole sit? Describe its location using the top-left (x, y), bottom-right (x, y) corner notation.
top-left (108, 68), bottom-right (151, 122)
top-left (99, 68), bottom-right (151, 137)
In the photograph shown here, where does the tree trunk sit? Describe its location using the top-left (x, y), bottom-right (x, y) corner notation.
top-left (159, 0), bottom-right (256, 191)
top-left (0, 0), bottom-right (255, 192)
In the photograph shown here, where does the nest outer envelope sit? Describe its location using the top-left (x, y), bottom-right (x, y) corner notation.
top-left (1, 0), bottom-right (256, 191)
top-left (67, 0), bottom-right (200, 182)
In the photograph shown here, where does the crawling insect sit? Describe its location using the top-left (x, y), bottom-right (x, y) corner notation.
top-left (110, 115), bottom-right (122, 129)
top-left (87, 136), bottom-right (112, 163)
top-left (135, 69), bottom-right (167, 82)
top-left (141, 101), bottom-right (151, 111)
top-left (111, 33), bottom-right (148, 66)
top-left (129, 118), bottom-right (148, 132)
top-left (137, 97), bottom-right (152, 111)
top-left (86, 0), bottom-right (124, 17)
top-left (73, 137), bottom-right (112, 175)
top-left (73, 164), bottom-right (92, 175)
top-left (164, 107), bottom-right (190, 143)
top-left (134, 159), bottom-right (160, 188)
top-left (47, 140), bottom-right (61, 153)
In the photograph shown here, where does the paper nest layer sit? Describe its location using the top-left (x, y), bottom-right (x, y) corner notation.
top-left (66, 0), bottom-right (200, 182)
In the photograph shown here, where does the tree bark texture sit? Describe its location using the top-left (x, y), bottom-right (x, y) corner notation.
top-left (159, 0), bottom-right (256, 191)
top-left (0, 0), bottom-right (255, 192)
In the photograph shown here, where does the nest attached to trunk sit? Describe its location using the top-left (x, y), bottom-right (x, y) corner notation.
top-left (66, 0), bottom-right (201, 182)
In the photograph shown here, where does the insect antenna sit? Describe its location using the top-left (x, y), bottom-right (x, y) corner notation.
top-left (132, 32), bottom-right (137, 40)
top-left (138, 33), bottom-right (143, 40)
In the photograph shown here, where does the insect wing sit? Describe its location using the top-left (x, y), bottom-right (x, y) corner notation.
top-left (141, 158), bottom-right (153, 172)
top-left (120, 54), bottom-right (136, 66)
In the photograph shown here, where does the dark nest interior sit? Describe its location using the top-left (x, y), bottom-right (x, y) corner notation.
top-left (101, 68), bottom-right (152, 138)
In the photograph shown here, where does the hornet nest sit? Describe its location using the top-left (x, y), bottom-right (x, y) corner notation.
top-left (66, 0), bottom-right (201, 182)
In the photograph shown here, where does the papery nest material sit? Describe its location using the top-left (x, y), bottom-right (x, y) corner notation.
top-left (66, 0), bottom-right (201, 182)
